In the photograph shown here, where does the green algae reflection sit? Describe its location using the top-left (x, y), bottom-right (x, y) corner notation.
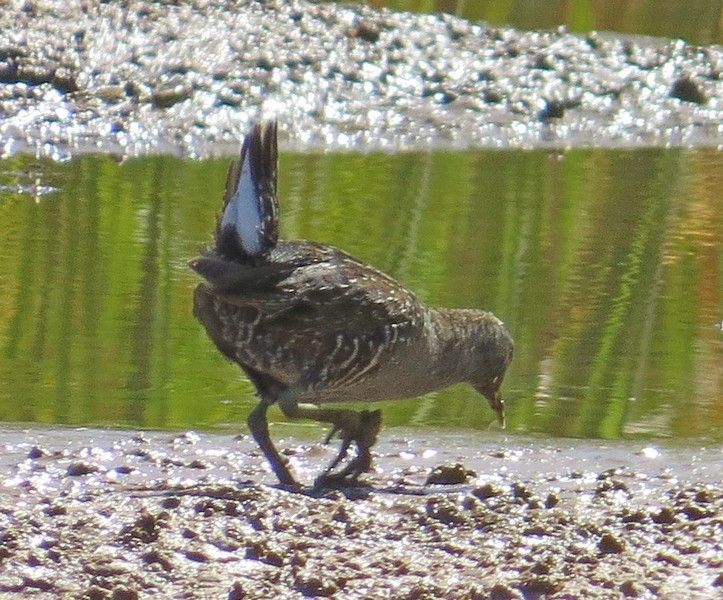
top-left (0, 148), bottom-right (720, 440)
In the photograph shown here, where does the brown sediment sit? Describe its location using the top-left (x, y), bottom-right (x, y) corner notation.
top-left (0, 426), bottom-right (720, 599)
top-left (0, 0), bottom-right (721, 159)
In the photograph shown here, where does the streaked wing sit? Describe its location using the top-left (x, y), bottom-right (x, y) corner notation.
top-left (191, 244), bottom-right (420, 335)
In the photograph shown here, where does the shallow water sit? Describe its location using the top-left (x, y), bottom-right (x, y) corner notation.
top-left (0, 148), bottom-right (720, 441)
top-left (322, 0), bottom-right (722, 45)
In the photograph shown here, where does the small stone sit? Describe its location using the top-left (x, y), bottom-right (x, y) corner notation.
top-left (66, 462), bottom-right (98, 476)
top-left (161, 496), bottom-right (181, 510)
top-left (256, 55), bottom-right (276, 71)
top-left (621, 509), bottom-right (646, 523)
top-left (17, 64), bottom-right (53, 85)
top-left (228, 582), bottom-right (246, 600)
top-left (435, 91), bottom-right (457, 105)
top-left (290, 552), bottom-right (308, 568)
top-left (426, 463), bottom-right (475, 485)
top-left (85, 586), bottom-right (106, 600)
top-left (184, 549), bottom-right (209, 563)
top-left (43, 504), bottom-right (67, 517)
top-left (484, 89), bottom-right (503, 104)
top-left (332, 505), bottom-right (350, 522)
top-left (119, 512), bottom-right (161, 544)
top-left (533, 53), bottom-right (555, 70)
top-left (142, 549), bottom-right (173, 571)
top-left (0, 46), bottom-right (25, 61)
top-left (472, 482), bottom-right (502, 499)
top-left (670, 76), bottom-right (707, 104)
top-left (354, 21), bottom-right (380, 43)
top-left (511, 482), bottom-right (532, 501)
top-left (655, 550), bottom-right (681, 566)
top-left (681, 504), bottom-right (708, 520)
top-left (112, 588), bottom-right (138, 600)
top-left (47, 549), bottom-right (61, 562)
top-left (262, 548), bottom-right (284, 567)
top-left (651, 507), bottom-right (676, 524)
top-left (620, 580), bottom-right (643, 597)
top-left (489, 583), bottom-right (521, 600)
top-left (598, 532), bottom-right (624, 554)
top-left (52, 67), bottom-right (78, 93)
top-left (124, 81), bottom-right (141, 97)
top-left (517, 578), bottom-right (559, 597)
top-left (538, 99), bottom-right (565, 121)
top-left (27, 446), bottom-right (45, 459)
top-left (585, 33), bottom-right (601, 49)
top-left (0, 60), bottom-right (18, 84)
top-left (151, 84), bottom-right (192, 109)
top-left (425, 497), bottom-right (466, 526)
top-left (294, 572), bottom-right (338, 597)
top-left (97, 85), bottom-right (126, 102)
top-left (224, 501), bottom-right (240, 516)
top-left (694, 489), bottom-right (713, 503)
top-left (544, 493), bottom-right (559, 508)
top-left (21, 575), bottom-right (52, 590)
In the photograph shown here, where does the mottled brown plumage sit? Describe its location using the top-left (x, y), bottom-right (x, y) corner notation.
top-left (190, 121), bottom-right (513, 487)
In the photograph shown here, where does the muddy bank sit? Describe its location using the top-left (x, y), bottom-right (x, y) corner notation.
top-left (0, 0), bottom-right (721, 160)
top-left (1, 426), bottom-right (721, 598)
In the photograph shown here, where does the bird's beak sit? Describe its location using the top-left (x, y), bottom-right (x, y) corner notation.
top-left (490, 390), bottom-right (506, 429)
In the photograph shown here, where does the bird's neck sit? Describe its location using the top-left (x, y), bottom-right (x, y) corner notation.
top-left (425, 307), bottom-right (486, 383)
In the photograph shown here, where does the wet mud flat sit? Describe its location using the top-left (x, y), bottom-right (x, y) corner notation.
top-left (0, 427), bottom-right (721, 599)
top-left (0, 0), bottom-right (721, 160)
top-left (1, 1), bottom-right (722, 598)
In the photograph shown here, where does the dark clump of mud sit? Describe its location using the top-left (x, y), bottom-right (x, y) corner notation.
top-left (1, 427), bottom-right (721, 599)
top-left (0, 0), bottom-right (721, 159)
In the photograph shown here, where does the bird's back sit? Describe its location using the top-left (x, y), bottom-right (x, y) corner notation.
top-left (193, 238), bottom-right (433, 401)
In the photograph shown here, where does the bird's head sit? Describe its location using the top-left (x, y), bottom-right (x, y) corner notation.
top-left (466, 314), bottom-right (514, 428)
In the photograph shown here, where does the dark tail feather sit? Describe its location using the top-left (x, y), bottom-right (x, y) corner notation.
top-left (216, 120), bottom-right (279, 262)
top-left (189, 255), bottom-right (291, 293)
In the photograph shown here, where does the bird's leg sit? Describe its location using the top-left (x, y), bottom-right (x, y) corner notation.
top-left (277, 395), bottom-right (382, 486)
top-left (323, 429), bottom-right (352, 471)
top-left (316, 409), bottom-right (381, 486)
top-left (247, 400), bottom-right (297, 487)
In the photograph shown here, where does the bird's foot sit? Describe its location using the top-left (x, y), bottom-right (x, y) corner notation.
top-left (269, 461), bottom-right (300, 489)
top-left (315, 409), bottom-right (382, 488)
top-left (247, 400), bottom-right (300, 488)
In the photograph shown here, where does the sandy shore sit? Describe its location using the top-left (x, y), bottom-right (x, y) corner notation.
top-left (0, 0), bottom-right (721, 159)
top-left (1, 1), bottom-right (721, 597)
top-left (1, 426), bottom-right (721, 598)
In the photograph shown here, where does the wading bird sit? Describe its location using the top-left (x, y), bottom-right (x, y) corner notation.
top-left (190, 121), bottom-right (513, 487)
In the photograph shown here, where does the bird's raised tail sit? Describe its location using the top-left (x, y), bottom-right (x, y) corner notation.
top-left (216, 120), bottom-right (279, 262)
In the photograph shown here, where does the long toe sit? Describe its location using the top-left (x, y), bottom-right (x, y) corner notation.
top-left (323, 436), bottom-right (353, 474)
top-left (313, 409), bottom-right (382, 488)
top-left (323, 424), bottom-right (342, 445)
top-left (347, 446), bottom-right (373, 481)
top-left (314, 440), bottom-right (375, 488)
